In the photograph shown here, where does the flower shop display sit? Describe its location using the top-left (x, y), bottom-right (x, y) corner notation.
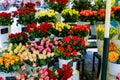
top-left (47, 0), bottom-right (68, 13)
top-left (96, 24), bottom-right (118, 56)
top-left (13, 2), bottom-right (36, 26)
top-left (54, 36), bottom-right (86, 70)
top-left (69, 24), bottom-right (89, 38)
top-left (35, 9), bottom-right (59, 23)
top-left (49, 22), bottom-right (73, 37)
top-left (79, 10), bottom-right (97, 25)
top-left (61, 8), bottom-right (79, 23)
top-left (16, 64), bottom-right (73, 80)
top-left (0, 53), bottom-right (23, 73)
top-left (26, 22), bottom-right (53, 40)
top-left (0, 12), bottom-right (13, 48)
top-left (8, 32), bottom-right (28, 45)
top-left (108, 42), bottom-right (120, 76)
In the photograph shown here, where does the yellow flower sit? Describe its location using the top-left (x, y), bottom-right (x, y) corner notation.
top-left (0, 57), bottom-right (3, 65)
top-left (10, 60), bottom-right (15, 65)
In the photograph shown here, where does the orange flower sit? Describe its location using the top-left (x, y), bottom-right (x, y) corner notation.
top-left (10, 60), bottom-right (15, 65)
top-left (108, 51), bottom-right (119, 62)
top-left (109, 42), bottom-right (116, 51)
top-left (5, 63), bottom-right (10, 68)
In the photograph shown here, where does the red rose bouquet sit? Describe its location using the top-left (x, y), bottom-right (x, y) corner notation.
top-left (47, 0), bottom-right (68, 13)
top-left (0, 12), bottom-right (13, 26)
top-left (8, 32), bottom-right (28, 45)
top-left (26, 22), bottom-right (53, 40)
top-left (69, 24), bottom-right (89, 37)
top-left (54, 36), bottom-right (86, 60)
top-left (79, 10), bottom-right (97, 25)
top-left (13, 2), bottom-right (36, 25)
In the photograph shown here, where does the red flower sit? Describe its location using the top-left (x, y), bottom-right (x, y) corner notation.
top-left (0, 77), bottom-right (3, 80)
top-left (50, 0), bottom-right (55, 2)
top-left (63, 52), bottom-right (67, 56)
top-left (67, 45), bottom-right (72, 51)
top-left (58, 46), bottom-right (64, 52)
top-left (57, 68), bottom-right (63, 74)
top-left (69, 30), bottom-right (73, 34)
top-left (81, 39), bottom-right (85, 46)
top-left (63, 36), bottom-right (71, 43)
top-left (67, 52), bottom-right (71, 57)
top-left (72, 50), bottom-right (77, 56)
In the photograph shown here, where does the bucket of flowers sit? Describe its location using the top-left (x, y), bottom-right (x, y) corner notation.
top-left (54, 36), bottom-right (86, 70)
top-left (8, 32), bottom-right (28, 45)
top-left (13, 2), bottom-right (36, 26)
top-left (49, 22), bottom-right (73, 38)
top-left (16, 64), bottom-right (73, 80)
top-left (61, 8), bottom-right (79, 23)
top-left (26, 22), bottom-right (53, 41)
top-left (0, 52), bottom-right (23, 80)
top-left (35, 9), bottom-right (59, 23)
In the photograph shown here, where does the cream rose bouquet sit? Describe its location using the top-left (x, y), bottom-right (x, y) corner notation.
top-left (35, 9), bottom-right (59, 23)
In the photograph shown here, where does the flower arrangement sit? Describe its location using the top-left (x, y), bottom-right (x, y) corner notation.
top-left (0, 12), bottom-right (13, 26)
top-left (35, 9), bottom-right (59, 23)
top-left (108, 42), bottom-right (120, 64)
top-left (112, 6), bottom-right (120, 22)
top-left (0, 53), bottom-right (23, 73)
top-left (96, 25), bottom-right (118, 40)
top-left (97, 8), bottom-right (114, 23)
top-left (61, 8), bottom-right (79, 22)
top-left (79, 10), bottom-right (97, 25)
top-left (47, 0), bottom-right (68, 13)
top-left (8, 32), bottom-right (28, 45)
top-left (13, 2), bottom-right (36, 25)
top-left (54, 36), bottom-right (86, 60)
top-left (16, 64), bottom-right (72, 80)
top-left (49, 22), bottom-right (73, 37)
top-left (26, 22), bottom-right (53, 40)
top-left (69, 24), bottom-right (89, 37)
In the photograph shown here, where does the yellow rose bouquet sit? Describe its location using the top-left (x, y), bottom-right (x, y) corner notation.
top-left (0, 53), bottom-right (23, 73)
top-left (49, 22), bottom-right (73, 37)
top-left (96, 25), bottom-right (118, 40)
top-left (61, 8), bottom-right (79, 22)
top-left (35, 9), bottom-right (59, 23)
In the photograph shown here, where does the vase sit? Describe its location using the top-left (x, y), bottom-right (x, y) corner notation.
top-left (108, 62), bottom-right (120, 76)
top-left (90, 25), bottom-right (96, 36)
top-left (59, 58), bottom-right (77, 70)
top-left (0, 72), bottom-right (17, 80)
top-left (0, 26), bottom-right (10, 48)
top-left (72, 70), bottom-right (80, 80)
top-left (96, 40), bottom-right (103, 56)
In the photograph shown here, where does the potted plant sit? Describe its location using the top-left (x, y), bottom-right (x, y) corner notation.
top-left (0, 53), bottom-right (23, 80)
top-left (8, 32), bottom-right (28, 45)
top-left (26, 22), bottom-right (53, 41)
top-left (49, 22), bottom-right (73, 38)
top-left (108, 42), bottom-right (120, 76)
top-left (13, 2), bottom-right (36, 32)
top-left (61, 8), bottom-right (79, 23)
top-left (35, 9), bottom-right (59, 23)
top-left (69, 24), bottom-right (89, 39)
top-left (54, 36), bottom-right (86, 70)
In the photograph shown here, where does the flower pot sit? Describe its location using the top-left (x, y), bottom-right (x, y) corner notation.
top-left (108, 62), bottom-right (120, 76)
top-left (0, 72), bottom-right (17, 80)
top-left (59, 58), bottom-right (77, 70)
top-left (0, 26), bottom-right (9, 48)
top-left (90, 25), bottom-right (96, 36)
top-left (96, 40), bottom-right (103, 56)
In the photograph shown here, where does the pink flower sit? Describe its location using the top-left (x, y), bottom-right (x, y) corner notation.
top-left (44, 71), bottom-right (48, 76)
top-left (26, 44), bottom-right (29, 48)
top-left (44, 76), bottom-right (49, 80)
top-left (55, 41), bottom-right (58, 45)
top-left (40, 74), bottom-right (46, 78)
top-left (39, 69), bottom-right (44, 74)
top-left (21, 65), bottom-right (26, 70)
top-left (45, 48), bottom-right (51, 52)
top-left (117, 73), bottom-right (120, 80)
top-left (16, 73), bottom-right (21, 79)
top-left (40, 41), bottom-right (44, 46)
top-left (73, 41), bottom-right (77, 45)
top-left (39, 78), bottom-right (43, 80)
top-left (33, 63), bottom-right (37, 67)
top-left (31, 48), bottom-right (35, 52)
top-left (21, 73), bottom-right (26, 79)
top-left (31, 41), bottom-right (36, 44)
